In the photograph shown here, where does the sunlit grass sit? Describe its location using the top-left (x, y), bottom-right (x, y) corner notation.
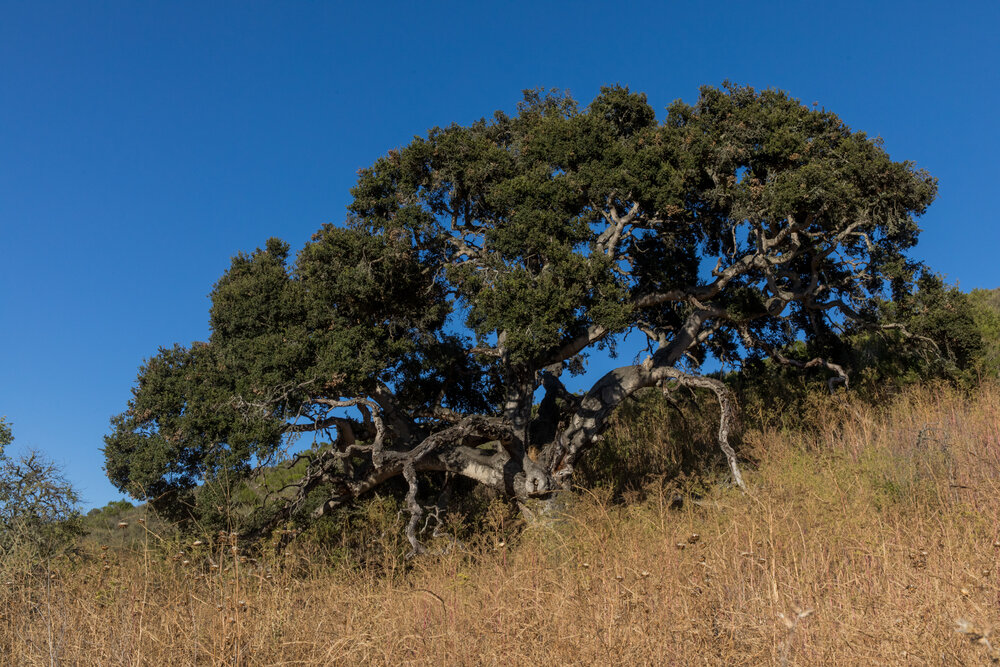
top-left (2, 382), bottom-right (1000, 664)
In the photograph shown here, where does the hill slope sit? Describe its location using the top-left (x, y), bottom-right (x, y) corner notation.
top-left (3, 382), bottom-right (1000, 664)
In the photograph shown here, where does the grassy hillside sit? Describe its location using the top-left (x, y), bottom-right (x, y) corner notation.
top-left (3, 382), bottom-right (1000, 664)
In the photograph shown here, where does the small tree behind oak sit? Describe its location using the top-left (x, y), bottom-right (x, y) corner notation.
top-left (104, 84), bottom-right (936, 552)
top-left (0, 417), bottom-right (82, 562)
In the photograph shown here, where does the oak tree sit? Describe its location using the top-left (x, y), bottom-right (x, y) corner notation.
top-left (104, 84), bottom-right (937, 551)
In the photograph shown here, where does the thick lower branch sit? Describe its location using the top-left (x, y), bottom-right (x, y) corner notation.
top-left (255, 415), bottom-right (517, 543)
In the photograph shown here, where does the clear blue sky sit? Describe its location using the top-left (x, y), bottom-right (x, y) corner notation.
top-left (1, 1), bottom-right (997, 509)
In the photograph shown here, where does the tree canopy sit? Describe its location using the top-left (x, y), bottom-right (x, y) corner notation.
top-left (105, 84), bottom-right (937, 552)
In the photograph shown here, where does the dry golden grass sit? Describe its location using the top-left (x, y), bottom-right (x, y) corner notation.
top-left (3, 382), bottom-right (1000, 665)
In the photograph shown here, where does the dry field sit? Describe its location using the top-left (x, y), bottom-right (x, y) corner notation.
top-left (3, 383), bottom-right (1000, 665)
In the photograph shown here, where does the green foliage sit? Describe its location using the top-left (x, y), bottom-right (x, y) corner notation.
top-left (348, 86), bottom-right (644, 364)
top-left (86, 499), bottom-right (134, 517)
top-left (879, 273), bottom-right (987, 379)
top-left (968, 288), bottom-right (1000, 378)
top-left (971, 287), bottom-right (1000, 312)
top-left (731, 276), bottom-right (1000, 430)
top-left (104, 224), bottom-right (464, 515)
